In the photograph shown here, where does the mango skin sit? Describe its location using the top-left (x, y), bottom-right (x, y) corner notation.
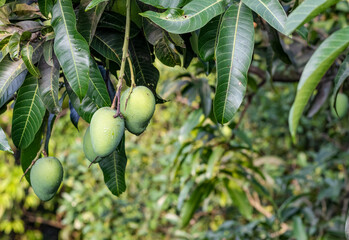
top-left (120, 86), bottom-right (155, 135)
top-left (331, 93), bottom-right (348, 119)
top-left (90, 107), bottom-right (125, 157)
top-left (30, 157), bottom-right (63, 201)
top-left (83, 126), bottom-right (100, 163)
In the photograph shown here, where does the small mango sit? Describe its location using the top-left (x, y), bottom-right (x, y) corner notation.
top-left (30, 157), bottom-right (63, 201)
top-left (120, 86), bottom-right (155, 135)
top-left (83, 126), bottom-right (100, 163)
top-left (90, 107), bottom-right (125, 157)
top-left (330, 93), bottom-right (348, 119)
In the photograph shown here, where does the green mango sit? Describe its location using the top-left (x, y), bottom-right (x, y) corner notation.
top-left (83, 126), bottom-right (100, 163)
top-left (90, 107), bottom-right (125, 157)
top-left (30, 157), bottom-right (63, 201)
top-left (120, 86), bottom-right (155, 135)
top-left (330, 93), bottom-right (348, 119)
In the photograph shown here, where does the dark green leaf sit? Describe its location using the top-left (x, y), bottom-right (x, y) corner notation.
top-left (242, 0), bottom-right (287, 34)
top-left (0, 126), bottom-right (13, 153)
top-left (285, 0), bottom-right (340, 36)
top-left (8, 32), bottom-right (21, 60)
top-left (180, 179), bottom-right (216, 227)
top-left (77, 0), bottom-right (107, 45)
top-left (91, 30), bottom-right (131, 82)
top-left (21, 43), bottom-right (40, 77)
top-left (140, 0), bottom-right (226, 34)
top-left (289, 27), bottom-right (349, 140)
top-left (197, 78), bottom-right (212, 117)
top-left (143, 18), bottom-right (164, 45)
top-left (154, 36), bottom-right (181, 67)
top-left (43, 40), bottom-right (53, 66)
top-left (98, 11), bottom-right (140, 38)
top-left (69, 100), bottom-right (80, 129)
top-left (99, 136), bottom-right (127, 196)
top-left (129, 35), bottom-right (164, 103)
top-left (12, 76), bottom-right (46, 148)
top-left (168, 33), bottom-right (186, 48)
top-left (266, 24), bottom-right (291, 64)
top-left (38, 53), bottom-right (61, 114)
top-left (332, 54), bottom-right (349, 102)
top-left (198, 14), bottom-right (222, 61)
top-left (213, 2), bottom-right (254, 124)
top-left (52, 0), bottom-right (90, 100)
top-left (139, 0), bottom-right (189, 8)
top-left (85, 0), bottom-right (108, 11)
top-left (38, 0), bottom-right (53, 17)
top-left (16, 20), bottom-right (43, 32)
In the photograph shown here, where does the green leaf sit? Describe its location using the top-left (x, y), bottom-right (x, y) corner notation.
top-left (8, 32), bottom-right (21, 60)
top-left (242, 0), bottom-right (287, 34)
top-left (52, 0), bottom-right (90, 100)
top-left (143, 18), bottom-right (164, 45)
top-left (213, 2), bottom-right (254, 124)
top-left (180, 179), bottom-right (216, 227)
top-left (154, 36), bottom-right (181, 67)
top-left (88, 56), bottom-right (111, 107)
top-left (129, 35), bottom-right (164, 103)
top-left (38, 54), bottom-right (61, 114)
top-left (289, 27), bottom-right (349, 140)
top-left (0, 126), bottom-right (13, 153)
top-left (285, 0), bottom-right (340, 36)
top-left (197, 78), bottom-right (212, 117)
top-left (91, 30), bottom-right (131, 81)
top-left (332, 54), bottom-right (349, 100)
top-left (223, 178), bottom-right (252, 219)
top-left (198, 14), bottom-right (222, 61)
top-left (139, 0), bottom-right (189, 8)
top-left (77, 0), bottom-right (107, 45)
top-left (0, 36), bottom-right (10, 62)
top-left (21, 43), bottom-right (40, 77)
top-left (20, 125), bottom-right (43, 184)
top-left (98, 11), bottom-right (140, 38)
top-left (293, 216), bottom-right (308, 240)
top-left (12, 76), bottom-right (46, 148)
top-left (85, 0), bottom-right (108, 11)
top-left (38, 0), bottom-right (53, 18)
top-left (140, 0), bottom-right (227, 34)
top-left (99, 136), bottom-right (127, 197)
top-left (43, 40), bottom-right (54, 66)
top-left (266, 24), bottom-right (291, 64)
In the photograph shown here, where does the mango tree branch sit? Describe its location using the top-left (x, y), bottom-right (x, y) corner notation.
top-left (111, 0), bottom-right (131, 117)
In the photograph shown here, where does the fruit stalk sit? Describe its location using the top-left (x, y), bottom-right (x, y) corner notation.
top-left (112, 0), bottom-right (131, 117)
top-left (125, 56), bottom-right (136, 109)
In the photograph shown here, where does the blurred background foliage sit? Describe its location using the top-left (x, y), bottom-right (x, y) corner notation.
top-left (1, 1), bottom-right (349, 239)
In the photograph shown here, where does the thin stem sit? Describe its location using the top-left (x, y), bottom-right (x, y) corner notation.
top-left (125, 56), bottom-right (136, 109)
top-left (111, 0), bottom-right (131, 118)
top-left (20, 117), bottom-right (48, 182)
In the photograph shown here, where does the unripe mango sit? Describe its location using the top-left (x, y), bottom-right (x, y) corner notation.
top-left (83, 126), bottom-right (100, 163)
top-left (30, 157), bottom-right (63, 201)
top-left (330, 93), bottom-right (348, 119)
top-left (90, 107), bottom-right (125, 157)
top-left (120, 86), bottom-right (155, 135)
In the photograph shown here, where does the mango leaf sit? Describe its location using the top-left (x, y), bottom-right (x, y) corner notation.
top-left (85, 0), bottom-right (108, 11)
top-left (43, 40), bottom-right (53, 66)
top-left (285, 0), bottom-right (340, 36)
top-left (266, 24), bottom-right (291, 64)
top-left (21, 125), bottom-right (43, 184)
top-left (16, 21), bottom-right (43, 32)
top-left (293, 216), bottom-right (308, 240)
top-left (69, 100), bottom-right (80, 129)
top-left (242, 0), bottom-right (287, 34)
top-left (140, 0), bottom-right (226, 34)
top-left (143, 18), bottom-right (164, 45)
top-left (0, 126), bottom-right (13, 153)
top-left (0, 36), bottom-right (10, 62)
top-left (332, 54), bottom-right (349, 101)
top-left (98, 11), bottom-right (140, 38)
top-left (213, 2), bottom-right (254, 124)
top-left (77, 0), bottom-right (107, 45)
top-left (198, 14), bottom-right (222, 61)
top-left (223, 178), bottom-right (252, 219)
top-left (197, 78), bottom-right (212, 117)
top-left (289, 27), bottom-right (349, 140)
top-left (180, 179), bottom-right (216, 227)
top-left (129, 35), bottom-right (164, 103)
top-left (8, 32), bottom-right (21, 60)
top-left (154, 37), bottom-right (181, 67)
top-left (88, 55), bottom-right (111, 107)
top-left (12, 76), bottom-right (46, 148)
top-left (38, 54), bottom-right (61, 114)
top-left (99, 136), bottom-right (127, 197)
top-left (91, 30), bottom-right (131, 82)
top-left (21, 43), bottom-right (40, 77)
top-left (52, 0), bottom-right (90, 100)
top-left (38, 0), bottom-right (53, 17)
top-left (139, 0), bottom-right (189, 8)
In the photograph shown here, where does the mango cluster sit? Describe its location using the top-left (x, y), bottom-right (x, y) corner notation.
top-left (83, 86), bottom-right (156, 162)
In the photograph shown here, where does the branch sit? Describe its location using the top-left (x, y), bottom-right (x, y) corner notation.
top-left (248, 66), bottom-right (300, 83)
